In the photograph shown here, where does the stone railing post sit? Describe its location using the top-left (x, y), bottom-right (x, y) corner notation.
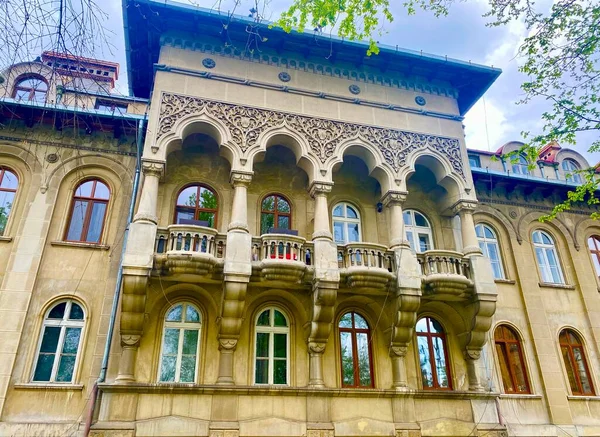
top-left (217, 170), bottom-right (253, 385)
top-left (307, 181), bottom-right (339, 387)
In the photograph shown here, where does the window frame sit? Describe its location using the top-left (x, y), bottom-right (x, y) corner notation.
top-left (260, 193), bottom-right (292, 234)
top-left (494, 325), bottom-right (531, 394)
top-left (416, 316), bottom-right (452, 390)
top-left (157, 302), bottom-right (203, 383)
top-left (332, 202), bottom-right (362, 244)
top-left (338, 311), bottom-right (375, 388)
top-left (404, 209), bottom-right (434, 253)
top-left (475, 223), bottom-right (506, 280)
top-left (511, 155), bottom-right (529, 176)
top-left (12, 75), bottom-right (48, 103)
top-left (588, 235), bottom-right (600, 279)
top-left (559, 328), bottom-right (595, 396)
top-left (174, 183), bottom-right (219, 228)
top-left (468, 154), bottom-right (481, 168)
top-left (0, 167), bottom-right (19, 236)
top-left (253, 306), bottom-right (290, 386)
top-left (532, 230), bottom-right (565, 284)
top-left (31, 299), bottom-right (85, 384)
top-left (562, 159), bottom-right (582, 184)
top-left (64, 178), bottom-right (110, 244)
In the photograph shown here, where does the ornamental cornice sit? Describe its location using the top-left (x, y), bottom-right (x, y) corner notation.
top-left (308, 181), bottom-right (334, 198)
top-left (451, 199), bottom-right (478, 215)
top-left (141, 159), bottom-right (165, 178)
top-left (381, 190), bottom-right (408, 207)
top-left (229, 170), bottom-right (253, 186)
top-left (157, 93), bottom-right (466, 180)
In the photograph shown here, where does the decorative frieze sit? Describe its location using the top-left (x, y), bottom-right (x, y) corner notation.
top-left (157, 93), bottom-right (466, 179)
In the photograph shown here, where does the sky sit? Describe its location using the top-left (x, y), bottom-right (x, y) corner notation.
top-left (98, 0), bottom-right (596, 161)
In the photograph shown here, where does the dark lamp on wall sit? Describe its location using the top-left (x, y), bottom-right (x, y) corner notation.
top-left (376, 202), bottom-right (383, 213)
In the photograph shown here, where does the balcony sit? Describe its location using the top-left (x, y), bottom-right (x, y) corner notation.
top-left (338, 243), bottom-right (395, 291)
top-left (252, 234), bottom-right (312, 283)
top-left (417, 250), bottom-right (474, 301)
top-left (154, 225), bottom-right (225, 280)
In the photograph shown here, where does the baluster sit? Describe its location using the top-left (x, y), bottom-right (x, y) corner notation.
top-left (306, 249), bottom-right (312, 266)
top-left (156, 236), bottom-right (165, 254)
top-left (176, 233), bottom-right (183, 251)
top-left (218, 241), bottom-right (224, 258)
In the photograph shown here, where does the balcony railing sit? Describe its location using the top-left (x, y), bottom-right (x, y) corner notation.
top-left (337, 243), bottom-right (395, 272)
top-left (417, 250), bottom-right (471, 278)
top-left (416, 250), bottom-right (473, 300)
top-left (252, 234), bottom-right (311, 265)
top-left (155, 225), bottom-right (225, 258)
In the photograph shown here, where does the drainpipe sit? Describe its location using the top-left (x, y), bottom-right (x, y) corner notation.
top-left (83, 112), bottom-right (146, 436)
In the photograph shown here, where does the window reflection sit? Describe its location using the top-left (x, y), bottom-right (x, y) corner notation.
top-left (338, 312), bottom-right (373, 388)
top-left (416, 317), bottom-right (451, 390)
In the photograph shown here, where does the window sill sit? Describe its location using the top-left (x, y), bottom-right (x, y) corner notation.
top-left (51, 240), bottom-right (110, 250)
top-left (13, 383), bottom-right (84, 391)
top-left (567, 395), bottom-right (600, 401)
top-left (0, 236), bottom-right (13, 242)
top-left (499, 393), bottom-right (542, 399)
top-left (494, 279), bottom-right (516, 285)
top-left (538, 282), bottom-right (575, 290)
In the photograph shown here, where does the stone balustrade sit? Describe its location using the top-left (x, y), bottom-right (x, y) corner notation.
top-left (416, 250), bottom-right (474, 301)
top-left (337, 243), bottom-right (396, 290)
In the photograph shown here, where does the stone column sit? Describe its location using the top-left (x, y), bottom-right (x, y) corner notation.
top-left (133, 160), bottom-right (164, 224)
top-left (308, 181), bottom-right (339, 387)
top-left (217, 171), bottom-right (253, 384)
top-left (382, 191), bottom-right (408, 249)
top-left (453, 200), bottom-right (481, 255)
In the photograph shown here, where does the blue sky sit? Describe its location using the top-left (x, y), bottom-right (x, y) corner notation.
top-left (101, 0), bottom-right (596, 162)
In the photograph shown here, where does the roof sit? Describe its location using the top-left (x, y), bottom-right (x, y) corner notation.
top-left (122, 0), bottom-right (501, 114)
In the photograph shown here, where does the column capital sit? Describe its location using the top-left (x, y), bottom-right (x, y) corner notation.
top-left (309, 181), bottom-right (334, 198)
top-left (381, 190), bottom-right (408, 207)
top-left (142, 159), bottom-right (165, 178)
top-left (229, 170), bottom-right (253, 187)
top-left (451, 199), bottom-right (478, 216)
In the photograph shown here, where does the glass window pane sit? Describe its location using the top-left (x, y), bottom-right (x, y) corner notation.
top-left (66, 200), bottom-right (88, 241)
top-left (175, 209), bottom-right (194, 224)
top-left (333, 205), bottom-right (343, 217)
top-left (69, 303), bottom-right (84, 320)
top-left (588, 237), bottom-right (598, 250)
top-left (432, 337), bottom-right (449, 388)
top-left (257, 310), bottom-right (270, 326)
top-left (0, 191), bottom-right (14, 235)
top-left (496, 344), bottom-right (514, 392)
top-left (76, 181), bottom-right (94, 198)
top-left (277, 197), bottom-right (290, 213)
top-left (274, 333), bottom-right (287, 358)
top-left (346, 206), bottom-right (358, 219)
top-left (160, 356), bottom-right (176, 382)
top-left (166, 305), bottom-right (183, 322)
top-left (261, 213), bottom-right (274, 234)
top-left (33, 354), bottom-right (55, 381)
top-left (339, 313), bottom-right (352, 328)
top-left (274, 310), bottom-right (287, 327)
top-left (475, 224), bottom-right (484, 238)
top-left (416, 318), bottom-right (428, 333)
top-left (199, 187), bottom-right (217, 209)
top-left (418, 234), bottom-right (430, 252)
top-left (62, 327), bottom-right (81, 354)
top-left (178, 186), bottom-right (198, 207)
top-left (56, 355), bottom-right (76, 382)
top-left (0, 170), bottom-right (18, 189)
top-left (429, 318), bottom-right (444, 334)
top-left (406, 231), bottom-right (415, 252)
top-left (333, 222), bottom-right (345, 244)
top-left (532, 231), bottom-right (541, 244)
top-left (356, 332), bottom-right (372, 386)
top-left (179, 355), bottom-right (196, 382)
top-left (185, 305), bottom-right (200, 323)
top-left (197, 211), bottom-right (215, 227)
top-left (182, 329), bottom-right (199, 355)
top-left (592, 254), bottom-right (600, 276)
top-left (86, 202), bottom-right (106, 243)
top-left (255, 359), bottom-right (268, 384)
top-left (40, 326), bottom-right (61, 353)
top-left (49, 303), bottom-right (66, 319)
top-left (403, 211), bottom-right (413, 226)
top-left (93, 182), bottom-right (110, 199)
top-left (418, 336), bottom-right (433, 388)
top-left (340, 331), bottom-right (354, 386)
top-left (573, 347), bottom-right (593, 394)
top-left (256, 333), bottom-right (269, 358)
top-left (274, 359), bottom-right (287, 384)
top-left (508, 343), bottom-right (528, 392)
top-left (348, 223), bottom-right (360, 242)
top-left (262, 196), bottom-right (275, 212)
top-left (278, 215), bottom-right (290, 229)
top-left (541, 233), bottom-right (552, 245)
top-left (415, 213), bottom-right (428, 227)
top-left (561, 347), bottom-right (580, 393)
top-left (162, 329), bottom-right (180, 355)
top-left (14, 89), bottom-right (29, 100)
top-left (354, 314), bottom-right (368, 329)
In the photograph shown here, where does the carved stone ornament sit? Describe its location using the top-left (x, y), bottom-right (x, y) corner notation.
top-left (142, 160), bottom-right (165, 178)
top-left (349, 84), bottom-right (361, 95)
top-left (381, 190), bottom-right (408, 207)
top-left (451, 199), bottom-right (478, 215)
top-left (308, 342), bottom-right (327, 354)
top-left (415, 96), bottom-right (426, 106)
top-left (218, 338), bottom-right (238, 350)
top-left (202, 58), bottom-right (216, 69)
top-left (157, 93), bottom-right (466, 179)
top-left (278, 71), bottom-right (291, 82)
top-left (229, 170), bottom-right (253, 186)
top-left (309, 181), bottom-right (334, 198)
top-left (390, 345), bottom-right (408, 357)
top-left (121, 334), bottom-right (141, 347)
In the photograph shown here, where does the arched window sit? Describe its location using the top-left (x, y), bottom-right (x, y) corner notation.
top-left (532, 230), bottom-right (564, 284)
top-left (175, 184), bottom-right (218, 227)
top-left (404, 210), bottom-right (433, 253)
top-left (512, 155), bottom-right (529, 175)
top-left (13, 75), bottom-right (48, 103)
top-left (475, 224), bottom-right (505, 279)
top-left (158, 303), bottom-right (202, 383)
top-left (416, 317), bottom-right (451, 390)
top-left (261, 194), bottom-right (291, 234)
top-left (32, 300), bottom-right (85, 383)
top-left (65, 179), bottom-right (110, 243)
top-left (254, 307), bottom-right (289, 385)
top-left (562, 159), bottom-right (582, 184)
top-left (588, 236), bottom-right (600, 278)
top-left (333, 202), bottom-right (361, 244)
top-left (494, 325), bottom-right (530, 394)
top-left (559, 329), bottom-right (595, 396)
top-left (339, 312), bottom-right (373, 388)
top-left (0, 168), bottom-right (18, 236)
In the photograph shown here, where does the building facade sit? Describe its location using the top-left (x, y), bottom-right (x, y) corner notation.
top-left (0, 1), bottom-right (600, 436)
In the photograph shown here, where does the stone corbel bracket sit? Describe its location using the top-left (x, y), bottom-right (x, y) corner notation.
top-left (465, 296), bottom-right (496, 356)
top-left (217, 275), bottom-right (249, 348)
top-left (120, 268), bottom-right (150, 345)
top-left (308, 280), bottom-right (338, 350)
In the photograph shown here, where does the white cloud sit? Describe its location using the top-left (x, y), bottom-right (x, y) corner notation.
top-left (464, 97), bottom-right (508, 152)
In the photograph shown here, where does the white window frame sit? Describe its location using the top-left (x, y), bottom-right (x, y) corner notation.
top-left (253, 307), bottom-right (290, 386)
top-left (475, 223), bottom-right (505, 279)
top-left (532, 230), bottom-right (565, 284)
top-left (158, 302), bottom-right (202, 383)
top-left (332, 202), bottom-right (362, 244)
top-left (404, 210), bottom-right (434, 253)
top-left (512, 155), bottom-right (529, 175)
top-left (32, 299), bottom-right (85, 383)
top-left (562, 159), bottom-right (582, 184)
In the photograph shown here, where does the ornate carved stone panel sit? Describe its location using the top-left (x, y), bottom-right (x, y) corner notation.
top-left (157, 93), bottom-right (465, 179)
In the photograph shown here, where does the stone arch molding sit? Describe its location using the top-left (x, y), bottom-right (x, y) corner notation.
top-left (153, 92), bottom-right (467, 188)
